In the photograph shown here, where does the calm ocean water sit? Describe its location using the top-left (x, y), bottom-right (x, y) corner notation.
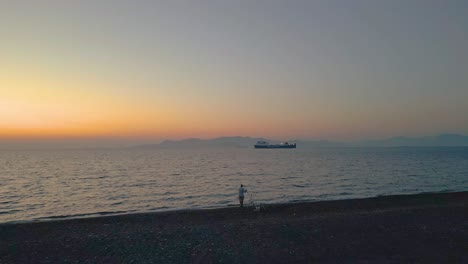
top-left (0, 147), bottom-right (467, 223)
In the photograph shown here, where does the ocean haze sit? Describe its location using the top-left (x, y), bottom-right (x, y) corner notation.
top-left (135, 134), bottom-right (468, 149)
top-left (2, 134), bottom-right (468, 150)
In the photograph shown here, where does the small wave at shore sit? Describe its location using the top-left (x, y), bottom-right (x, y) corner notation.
top-left (2, 190), bottom-right (466, 225)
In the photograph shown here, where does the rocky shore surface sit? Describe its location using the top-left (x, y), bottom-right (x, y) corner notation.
top-left (1, 192), bottom-right (467, 263)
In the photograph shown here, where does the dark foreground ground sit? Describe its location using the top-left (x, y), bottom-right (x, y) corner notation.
top-left (1, 192), bottom-right (467, 263)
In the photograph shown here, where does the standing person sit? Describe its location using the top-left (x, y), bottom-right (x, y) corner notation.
top-left (239, 184), bottom-right (247, 207)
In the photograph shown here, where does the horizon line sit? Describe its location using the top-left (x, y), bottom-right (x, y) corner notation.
top-left (1, 133), bottom-right (467, 150)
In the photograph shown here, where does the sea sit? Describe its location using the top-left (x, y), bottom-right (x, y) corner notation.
top-left (0, 147), bottom-right (467, 224)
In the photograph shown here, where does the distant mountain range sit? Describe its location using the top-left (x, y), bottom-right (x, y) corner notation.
top-left (354, 134), bottom-right (468, 147)
top-left (134, 137), bottom-right (267, 149)
top-left (133, 134), bottom-right (468, 149)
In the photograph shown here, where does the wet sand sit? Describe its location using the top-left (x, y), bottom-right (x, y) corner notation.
top-left (1, 192), bottom-right (467, 263)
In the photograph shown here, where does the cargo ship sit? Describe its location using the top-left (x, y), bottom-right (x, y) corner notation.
top-left (254, 141), bottom-right (296, 149)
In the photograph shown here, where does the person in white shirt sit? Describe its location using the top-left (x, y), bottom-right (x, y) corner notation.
top-left (239, 184), bottom-right (247, 207)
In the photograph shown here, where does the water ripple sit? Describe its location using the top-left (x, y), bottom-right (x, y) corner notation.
top-left (0, 147), bottom-right (467, 223)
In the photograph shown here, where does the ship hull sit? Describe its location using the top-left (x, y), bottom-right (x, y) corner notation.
top-left (254, 144), bottom-right (296, 149)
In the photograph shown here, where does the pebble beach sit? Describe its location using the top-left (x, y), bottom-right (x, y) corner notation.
top-left (1, 191), bottom-right (467, 263)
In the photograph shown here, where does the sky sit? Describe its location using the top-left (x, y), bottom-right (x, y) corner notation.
top-left (1, 0), bottom-right (468, 147)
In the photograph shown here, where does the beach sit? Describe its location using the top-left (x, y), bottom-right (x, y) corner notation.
top-left (1, 192), bottom-right (467, 263)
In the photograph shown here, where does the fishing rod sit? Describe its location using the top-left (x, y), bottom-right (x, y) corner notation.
top-left (246, 186), bottom-right (262, 212)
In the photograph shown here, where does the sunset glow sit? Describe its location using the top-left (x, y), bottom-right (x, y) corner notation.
top-left (1, 1), bottom-right (467, 146)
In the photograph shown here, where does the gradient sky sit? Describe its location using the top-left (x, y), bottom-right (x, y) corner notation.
top-left (1, 0), bottom-right (468, 146)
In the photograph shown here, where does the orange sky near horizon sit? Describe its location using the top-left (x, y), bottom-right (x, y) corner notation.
top-left (2, 1), bottom-right (468, 144)
top-left (1, 61), bottom-right (466, 142)
top-left (1, 66), bottom-right (173, 139)
top-left (0, 66), bottom-right (320, 141)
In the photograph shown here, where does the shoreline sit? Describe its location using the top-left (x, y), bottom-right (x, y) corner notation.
top-left (1, 190), bottom-right (465, 226)
top-left (1, 191), bottom-right (467, 263)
